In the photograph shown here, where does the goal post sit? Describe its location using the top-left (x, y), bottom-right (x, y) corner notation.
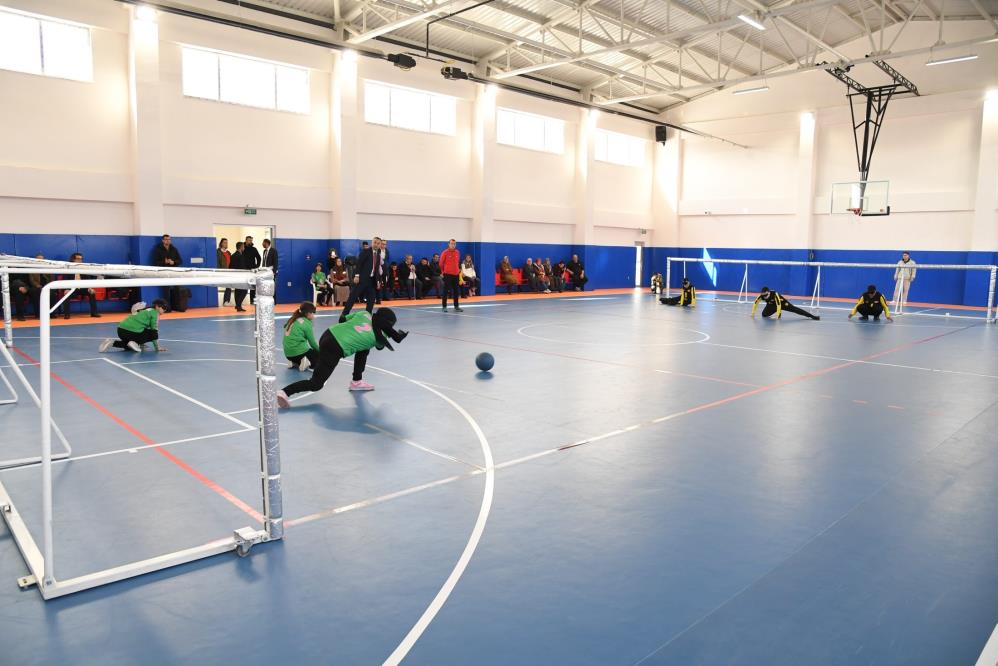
top-left (664, 257), bottom-right (997, 322)
top-left (0, 256), bottom-right (284, 599)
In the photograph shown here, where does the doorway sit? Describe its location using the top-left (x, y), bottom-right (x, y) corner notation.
top-left (212, 224), bottom-right (275, 306)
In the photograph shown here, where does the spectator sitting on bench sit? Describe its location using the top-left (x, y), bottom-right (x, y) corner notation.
top-left (544, 258), bottom-right (562, 292)
top-left (429, 254), bottom-right (444, 296)
top-left (499, 257), bottom-right (517, 294)
top-left (416, 258), bottom-right (435, 298)
top-left (523, 258), bottom-right (540, 292)
top-left (329, 257), bottom-right (351, 306)
top-left (402, 255), bottom-right (421, 299)
top-left (566, 254), bottom-right (589, 291)
top-left (461, 255), bottom-right (479, 297)
top-left (534, 257), bottom-right (552, 293)
top-left (62, 252), bottom-right (101, 319)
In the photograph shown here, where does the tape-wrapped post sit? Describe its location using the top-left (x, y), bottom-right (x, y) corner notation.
top-left (253, 271), bottom-right (283, 539)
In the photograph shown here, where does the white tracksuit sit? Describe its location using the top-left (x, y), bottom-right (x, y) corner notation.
top-left (893, 258), bottom-right (917, 308)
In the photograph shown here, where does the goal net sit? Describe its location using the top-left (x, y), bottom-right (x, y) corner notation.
top-left (0, 253), bottom-right (283, 599)
top-left (664, 257), bottom-right (997, 321)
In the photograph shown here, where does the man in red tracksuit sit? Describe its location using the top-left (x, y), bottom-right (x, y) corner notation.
top-left (440, 238), bottom-right (463, 312)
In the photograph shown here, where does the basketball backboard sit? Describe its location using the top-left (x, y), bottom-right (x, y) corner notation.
top-left (830, 180), bottom-right (890, 216)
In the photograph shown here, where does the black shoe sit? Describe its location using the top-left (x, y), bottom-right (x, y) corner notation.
top-left (454, 307), bottom-right (464, 312)
top-left (813, 315), bottom-right (821, 321)
top-left (338, 314), bottom-right (347, 323)
top-left (63, 313), bottom-right (70, 319)
top-left (860, 315), bottom-right (869, 321)
top-left (235, 307), bottom-right (246, 312)
top-left (15, 315), bottom-right (24, 322)
top-left (873, 315), bottom-right (880, 321)
top-left (91, 313), bottom-right (101, 318)
top-left (442, 307), bottom-right (447, 312)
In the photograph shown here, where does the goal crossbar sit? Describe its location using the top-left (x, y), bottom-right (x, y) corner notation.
top-left (664, 257), bottom-right (997, 322)
top-left (0, 260), bottom-right (283, 599)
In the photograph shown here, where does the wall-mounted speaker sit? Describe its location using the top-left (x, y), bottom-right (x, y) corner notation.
top-left (655, 126), bottom-right (667, 144)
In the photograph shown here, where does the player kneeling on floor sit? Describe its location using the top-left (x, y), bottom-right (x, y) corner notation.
top-left (848, 285), bottom-right (893, 322)
top-left (99, 299), bottom-right (169, 353)
top-left (283, 301), bottom-right (320, 371)
top-left (751, 287), bottom-right (820, 320)
top-left (661, 278), bottom-right (696, 306)
top-left (277, 307), bottom-right (408, 408)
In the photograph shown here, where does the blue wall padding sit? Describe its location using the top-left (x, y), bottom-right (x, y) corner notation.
top-left (2, 233), bottom-right (995, 307)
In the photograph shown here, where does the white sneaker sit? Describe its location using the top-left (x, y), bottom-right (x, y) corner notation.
top-left (276, 390), bottom-right (291, 408)
top-left (126, 341), bottom-right (142, 352)
top-left (98, 338), bottom-right (113, 353)
top-left (287, 360), bottom-right (296, 369)
top-left (348, 380), bottom-right (374, 391)
top-left (298, 357), bottom-right (311, 372)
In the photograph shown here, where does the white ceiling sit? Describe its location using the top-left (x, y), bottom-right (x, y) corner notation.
top-left (200, 0), bottom-right (997, 114)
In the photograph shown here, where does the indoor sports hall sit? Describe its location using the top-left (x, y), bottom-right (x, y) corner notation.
top-left (0, 1), bottom-right (996, 665)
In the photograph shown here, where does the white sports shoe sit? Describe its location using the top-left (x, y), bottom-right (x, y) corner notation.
top-left (276, 390), bottom-right (291, 408)
top-left (298, 356), bottom-right (311, 371)
top-left (348, 380), bottom-right (374, 391)
top-left (98, 338), bottom-right (113, 353)
top-left (287, 360), bottom-right (296, 369)
top-left (126, 341), bottom-right (142, 353)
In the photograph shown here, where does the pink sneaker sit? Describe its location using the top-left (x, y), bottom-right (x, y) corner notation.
top-left (348, 380), bottom-right (374, 391)
top-left (276, 390), bottom-right (291, 408)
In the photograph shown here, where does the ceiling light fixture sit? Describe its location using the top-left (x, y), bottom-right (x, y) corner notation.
top-left (926, 54), bottom-right (978, 66)
top-left (737, 14), bottom-right (766, 31)
top-left (733, 85), bottom-right (769, 95)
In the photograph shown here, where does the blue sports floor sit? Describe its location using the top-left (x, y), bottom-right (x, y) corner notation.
top-left (1, 291), bottom-right (996, 665)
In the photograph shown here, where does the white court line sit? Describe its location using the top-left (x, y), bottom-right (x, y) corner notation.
top-left (0, 428), bottom-right (252, 472)
top-left (976, 623), bottom-right (998, 666)
top-left (516, 323), bottom-right (710, 347)
top-left (364, 422), bottom-right (484, 471)
top-left (557, 296), bottom-right (617, 301)
top-left (100, 357), bottom-right (257, 430)
top-left (421, 303), bottom-right (507, 309)
top-left (702, 341), bottom-right (998, 380)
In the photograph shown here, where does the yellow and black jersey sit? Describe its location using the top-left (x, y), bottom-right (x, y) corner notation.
top-left (851, 291), bottom-right (890, 317)
top-left (679, 285), bottom-right (696, 306)
top-left (751, 291), bottom-right (788, 317)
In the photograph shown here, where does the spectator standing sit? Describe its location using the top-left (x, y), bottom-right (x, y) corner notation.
top-left (153, 234), bottom-right (182, 309)
top-left (243, 236), bottom-right (261, 304)
top-left (461, 255), bottom-right (479, 297)
top-left (566, 254), bottom-right (589, 291)
top-left (440, 239), bottom-right (463, 312)
top-left (230, 242), bottom-right (248, 312)
top-left (893, 251), bottom-right (917, 311)
top-left (340, 237), bottom-right (383, 320)
top-left (376, 240), bottom-right (390, 304)
top-left (216, 238), bottom-right (232, 306)
top-left (261, 239), bottom-right (279, 304)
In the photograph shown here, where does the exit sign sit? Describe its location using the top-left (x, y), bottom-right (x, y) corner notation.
top-left (244, 207), bottom-right (257, 215)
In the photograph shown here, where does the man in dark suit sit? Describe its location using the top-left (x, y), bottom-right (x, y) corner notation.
top-left (230, 242), bottom-right (248, 312)
top-left (261, 238), bottom-right (278, 303)
top-left (243, 236), bottom-right (261, 304)
top-left (339, 237), bottom-right (383, 321)
top-left (62, 252), bottom-right (101, 319)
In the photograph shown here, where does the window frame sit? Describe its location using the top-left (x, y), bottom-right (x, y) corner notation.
top-left (362, 79), bottom-right (458, 137)
top-left (180, 44), bottom-right (311, 115)
top-left (495, 107), bottom-right (565, 155)
top-left (0, 6), bottom-right (93, 83)
top-left (593, 128), bottom-right (647, 168)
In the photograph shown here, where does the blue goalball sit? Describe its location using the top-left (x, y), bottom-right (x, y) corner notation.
top-left (475, 352), bottom-right (495, 372)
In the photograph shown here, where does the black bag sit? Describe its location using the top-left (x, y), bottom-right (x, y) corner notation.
top-left (170, 287), bottom-right (191, 312)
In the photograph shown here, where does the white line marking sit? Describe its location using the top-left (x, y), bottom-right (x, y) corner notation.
top-left (559, 296), bottom-right (617, 301)
top-left (100, 357), bottom-right (257, 430)
top-left (421, 303), bottom-right (507, 309)
top-left (364, 423), bottom-right (483, 471)
top-left (373, 368), bottom-right (495, 666)
top-left (0, 428), bottom-right (252, 472)
top-left (702, 342), bottom-right (998, 380)
top-left (975, 623), bottom-right (998, 666)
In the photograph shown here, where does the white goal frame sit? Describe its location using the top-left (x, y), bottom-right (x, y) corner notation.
top-left (0, 254), bottom-right (284, 599)
top-left (664, 257), bottom-right (997, 322)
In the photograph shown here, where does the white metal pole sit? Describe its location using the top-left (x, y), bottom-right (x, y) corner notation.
top-left (39, 284), bottom-right (54, 588)
top-left (810, 266), bottom-right (821, 308)
top-left (987, 267), bottom-right (996, 323)
top-left (2, 272), bottom-right (12, 347)
top-left (665, 259), bottom-right (671, 299)
top-left (253, 274), bottom-right (283, 540)
top-left (739, 264), bottom-right (749, 303)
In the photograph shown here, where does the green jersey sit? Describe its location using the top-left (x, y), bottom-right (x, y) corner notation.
top-left (311, 270), bottom-right (326, 285)
top-left (283, 317), bottom-right (319, 357)
top-left (119, 308), bottom-right (158, 333)
top-left (329, 311), bottom-right (384, 357)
